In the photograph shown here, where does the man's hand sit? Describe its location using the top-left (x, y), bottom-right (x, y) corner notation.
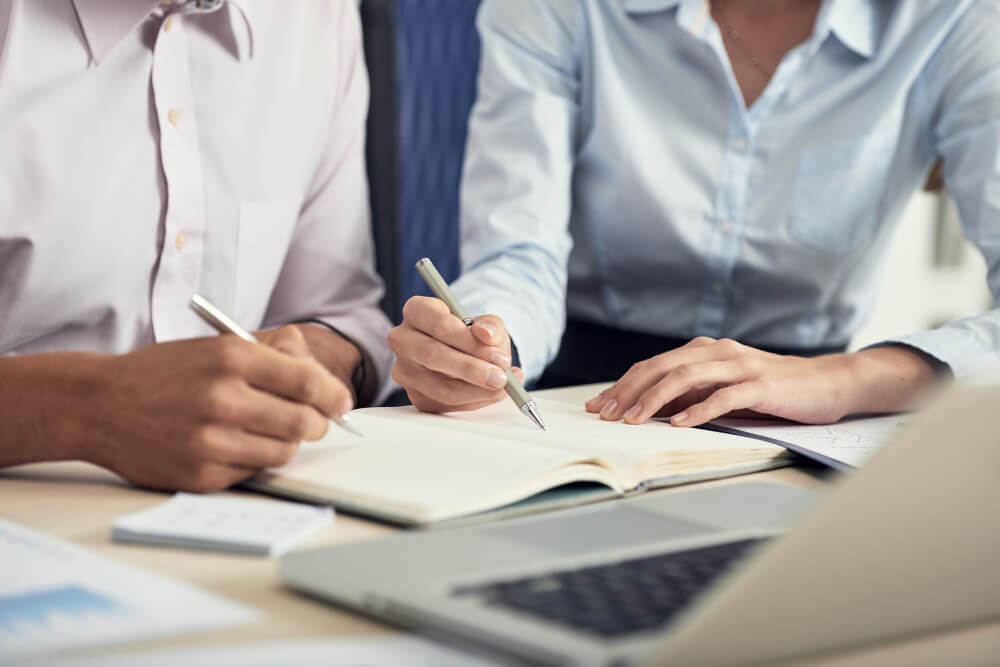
top-left (256, 323), bottom-right (365, 406)
top-left (585, 337), bottom-right (945, 427)
top-left (10, 326), bottom-right (354, 493)
top-left (388, 296), bottom-right (524, 412)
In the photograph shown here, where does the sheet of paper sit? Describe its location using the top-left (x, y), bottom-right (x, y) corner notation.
top-left (710, 414), bottom-right (909, 470)
top-left (0, 520), bottom-right (257, 661)
top-left (113, 493), bottom-right (334, 556)
top-left (50, 636), bottom-right (505, 667)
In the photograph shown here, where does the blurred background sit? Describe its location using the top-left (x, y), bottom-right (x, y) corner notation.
top-left (850, 189), bottom-right (990, 350)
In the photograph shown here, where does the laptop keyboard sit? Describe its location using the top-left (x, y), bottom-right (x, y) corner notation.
top-left (452, 538), bottom-right (763, 638)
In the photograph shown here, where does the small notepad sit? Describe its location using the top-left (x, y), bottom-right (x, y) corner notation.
top-left (112, 493), bottom-right (334, 557)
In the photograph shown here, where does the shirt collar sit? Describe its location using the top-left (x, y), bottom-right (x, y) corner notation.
top-left (622, 0), bottom-right (880, 59)
top-left (72, 0), bottom-right (156, 65)
top-left (824, 0), bottom-right (879, 59)
top-left (71, 0), bottom-right (254, 66)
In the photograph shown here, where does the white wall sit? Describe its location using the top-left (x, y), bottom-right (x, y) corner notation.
top-left (850, 191), bottom-right (991, 350)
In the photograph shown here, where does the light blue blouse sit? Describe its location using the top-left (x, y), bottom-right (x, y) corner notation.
top-left (450, 0), bottom-right (1000, 380)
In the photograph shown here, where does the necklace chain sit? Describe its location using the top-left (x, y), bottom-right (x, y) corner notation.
top-left (712, 0), bottom-right (774, 81)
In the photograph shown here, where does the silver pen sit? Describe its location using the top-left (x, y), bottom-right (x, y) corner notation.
top-left (190, 294), bottom-right (363, 438)
top-left (415, 258), bottom-right (547, 431)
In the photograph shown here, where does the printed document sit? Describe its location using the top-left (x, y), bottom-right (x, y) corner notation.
top-left (0, 520), bottom-right (257, 660)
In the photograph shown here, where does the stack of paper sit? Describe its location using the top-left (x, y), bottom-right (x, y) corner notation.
top-left (112, 493), bottom-right (334, 556)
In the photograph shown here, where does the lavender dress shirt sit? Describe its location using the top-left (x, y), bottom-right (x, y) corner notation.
top-left (0, 0), bottom-right (394, 400)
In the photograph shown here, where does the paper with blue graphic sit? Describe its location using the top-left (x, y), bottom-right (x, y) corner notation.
top-left (0, 519), bottom-right (257, 660)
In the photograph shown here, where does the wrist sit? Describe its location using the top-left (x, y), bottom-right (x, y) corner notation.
top-left (839, 345), bottom-right (945, 415)
top-left (294, 321), bottom-right (373, 406)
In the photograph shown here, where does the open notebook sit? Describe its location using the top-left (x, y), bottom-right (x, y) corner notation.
top-left (245, 398), bottom-right (794, 526)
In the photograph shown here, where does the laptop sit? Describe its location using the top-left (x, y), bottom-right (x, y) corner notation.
top-left (279, 383), bottom-right (1000, 666)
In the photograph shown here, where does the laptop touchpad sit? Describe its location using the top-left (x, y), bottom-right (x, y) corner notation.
top-left (486, 506), bottom-right (713, 555)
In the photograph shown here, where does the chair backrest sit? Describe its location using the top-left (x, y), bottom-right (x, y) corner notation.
top-left (361, 0), bottom-right (483, 322)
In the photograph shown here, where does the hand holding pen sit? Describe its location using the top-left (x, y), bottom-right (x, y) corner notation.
top-left (191, 295), bottom-right (363, 437)
top-left (56, 300), bottom-right (359, 494)
top-left (387, 259), bottom-right (546, 430)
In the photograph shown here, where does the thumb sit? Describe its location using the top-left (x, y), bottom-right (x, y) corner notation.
top-left (329, 374), bottom-right (356, 416)
top-left (470, 314), bottom-right (507, 347)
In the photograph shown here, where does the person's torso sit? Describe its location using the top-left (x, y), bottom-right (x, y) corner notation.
top-left (565, 0), bottom-right (970, 348)
top-left (0, 0), bottom-right (347, 355)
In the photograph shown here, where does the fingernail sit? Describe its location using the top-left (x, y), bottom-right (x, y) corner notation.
top-left (586, 395), bottom-right (609, 411)
top-left (476, 322), bottom-right (497, 337)
top-left (672, 411), bottom-right (689, 425)
top-left (599, 399), bottom-right (618, 420)
top-left (624, 402), bottom-right (643, 422)
top-left (485, 367), bottom-right (506, 389)
top-left (489, 349), bottom-right (510, 368)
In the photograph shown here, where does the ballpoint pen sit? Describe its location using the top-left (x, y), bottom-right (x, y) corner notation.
top-left (189, 294), bottom-right (363, 437)
top-left (415, 258), bottom-right (547, 431)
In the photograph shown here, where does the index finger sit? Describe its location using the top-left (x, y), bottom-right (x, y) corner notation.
top-left (402, 296), bottom-right (510, 364)
top-left (586, 337), bottom-right (718, 413)
top-left (239, 344), bottom-right (354, 418)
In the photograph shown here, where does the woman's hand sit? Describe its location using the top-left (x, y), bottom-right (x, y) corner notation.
top-left (586, 337), bottom-right (944, 427)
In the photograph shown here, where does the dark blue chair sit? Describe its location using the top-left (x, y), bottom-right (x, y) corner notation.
top-left (361, 0), bottom-right (484, 323)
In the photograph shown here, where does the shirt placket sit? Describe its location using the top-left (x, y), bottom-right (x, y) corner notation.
top-left (694, 134), bottom-right (751, 337)
top-left (692, 6), bottom-right (823, 337)
top-left (149, 8), bottom-right (207, 342)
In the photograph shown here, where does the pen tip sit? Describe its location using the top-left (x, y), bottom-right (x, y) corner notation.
top-left (524, 404), bottom-right (547, 431)
top-left (334, 414), bottom-right (364, 438)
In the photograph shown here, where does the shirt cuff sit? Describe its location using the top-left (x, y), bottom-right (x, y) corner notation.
top-left (451, 285), bottom-right (559, 382)
top-left (299, 314), bottom-right (395, 406)
top-left (509, 337), bottom-right (522, 370)
top-left (872, 325), bottom-right (1000, 379)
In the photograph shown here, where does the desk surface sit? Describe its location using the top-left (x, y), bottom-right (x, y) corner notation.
top-left (2, 385), bottom-right (997, 665)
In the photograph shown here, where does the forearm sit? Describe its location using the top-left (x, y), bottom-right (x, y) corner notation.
top-left (839, 345), bottom-right (948, 416)
top-left (0, 353), bottom-right (106, 467)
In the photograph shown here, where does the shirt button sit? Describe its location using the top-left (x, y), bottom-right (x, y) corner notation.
top-left (721, 221), bottom-right (734, 234)
top-left (174, 231), bottom-right (187, 251)
top-left (732, 138), bottom-right (747, 152)
top-left (167, 108), bottom-right (181, 126)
